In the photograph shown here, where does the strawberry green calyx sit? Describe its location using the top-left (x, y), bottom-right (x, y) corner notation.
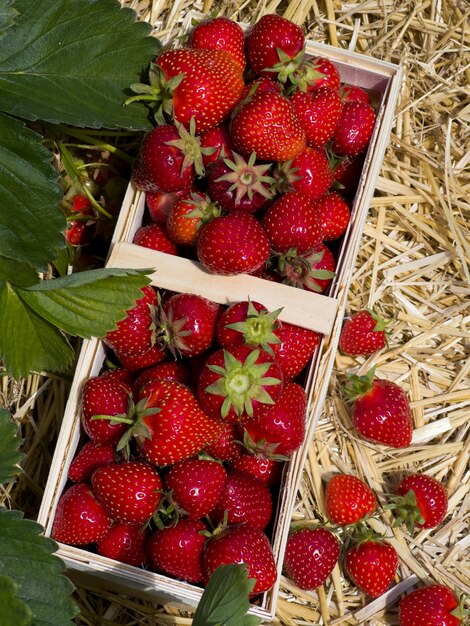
top-left (263, 47), bottom-right (306, 84)
top-left (165, 118), bottom-right (215, 177)
top-left (384, 490), bottom-right (426, 534)
top-left (451, 592), bottom-right (470, 621)
top-left (289, 58), bottom-right (325, 92)
top-left (109, 397), bottom-right (160, 455)
top-left (367, 308), bottom-right (389, 333)
top-left (224, 299), bottom-right (282, 356)
top-left (205, 349), bottom-right (281, 419)
top-left (184, 193), bottom-right (221, 224)
top-left (342, 367), bottom-right (377, 403)
top-left (214, 152), bottom-right (276, 204)
top-left (241, 428), bottom-right (289, 462)
top-left (124, 63), bottom-right (184, 125)
top-left (274, 248), bottom-right (335, 293)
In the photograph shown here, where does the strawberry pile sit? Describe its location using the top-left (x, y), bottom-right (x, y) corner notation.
top-left (284, 471), bottom-right (449, 598)
top-left (126, 14), bottom-right (377, 290)
top-left (52, 290), bottom-right (320, 596)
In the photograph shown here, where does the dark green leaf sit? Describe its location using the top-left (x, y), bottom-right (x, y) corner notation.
top-left (0, 256), bottom-right (39, 288)
top-left (0, 510), bottom-right (78, 625)
top-left (0, 114), bottom-right (65, 272)
top-left (0, 0), bottom-right (18, 40)
top-left (0, 409), bottom-right (23, 485)
top-left (0, 283), bottom-right (74, 379)
top-left (17, 268), bottom-right (152, 338)
top-left (192, 564), bottom-right (259, 626)
top-left (0, 575), bottom-right (32, 626)
top-left (0, 0), bottom-right (160, 129)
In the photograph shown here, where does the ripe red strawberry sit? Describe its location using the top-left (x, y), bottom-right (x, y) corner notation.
top-left (399, 585), bottom-right (463, 626)
top-left (197, 345), bottom-right (284, 424)
top-left (230, 452), bottom-right (283, 487)
top-left (216, 300), bottom-right (282, 356)
top-left (275, 243), bottom-right (336, 294)
top-left (166, 192), bottom-right (220, 247)
top-left (325, 474), bottom-right (377, 525)
top-left (207, 152), bottom-right (275, 214)
top-left (240, 76), bottom-right (282, 101)
top-left (65, 220), bottom-right (95, 247)
top-left (345, 369), bottom-right (413, 448)
top-left (51, 483), bottom-right (112, 545)
top-left (148, 518), bottom-right (207, 583)
top-left (165, 458), bottom-right (227, 519)
top-left (189, 17), bottom-right (246, 70)
top-left (210, 470), bottom-right (273, 530)
top-left (132, 124), bottom-right (200, 194)
top-left (114, 343), bottom-right (167, 373)
top-left (146, 190), bottom-right (182, 224)
top-left (196, 213), bottom-right (270, 275)
top-left (290, 87), bottom-right (343, 148)
top-left (333, 101), bottom-right (376, 157)
top-left (104, 285), bottom-right (158, 358)
top-left (291, 56), bottom-right (341, 92)
top-left (284, 528), bottom-right (340, 590)
top-left (389, 473), bottom-right (448, 531)
top-left (97, 523), bottom-right (148, 567)
top-left (313, 192), bottom-right (350, 241)
top-left (341, 84), bottom-right (370, 103)
top-left (134, 360), bottom-right (190, 395)
top-left (156, 293), bottom-right (222, 357)
top-left (81, 375), bottom-right (130, 445)
top-left (99, 367), bottom-right (134, 391)
top-left (92, 461), bottom-right (162, 525)
top-left (275, 322), bottom-right (320, 380)
top-left (203, 525), bottom-right (277, 596)
top-left (332, 154), bottom-right (365, 198)
top-left (230, 91), bottom-right (306, 162)
top-left (68, 441), bottom-right (117, 483)
top-left (132, 223), bottom-right (178, 255)
top-left (135, 379), bottom-right (224, 466)
top-left (69, 193), bottom-right (94, 214)
top-left (246, 14), bottom-right (304, 78)
top-left (200, 124), bottom-right (234, 167)
top-left (151, 48), bottom-right (245, 132)
top-left (243, 382), bottom-right (307, 457)
top-left (276, 146), bottom-right (333, 202)
top-left (204, 421), bottom-right (243, 463)
top-left (339, 309), bottom-right (388, 356)
top-left (345, 539), bottom-right (398, 597)
top-left (262, 191), bottom-right (323, 255)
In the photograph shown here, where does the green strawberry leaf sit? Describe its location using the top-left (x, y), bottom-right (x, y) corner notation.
top-left (0, 256), bottom-right (39, 288)
top-left (0, 0), bottom-right (160, 130)
top-left (0, 575), bottom-right (33, 626)
top-left (192, 564), bottom-right (259, 626)
top-left (0, 509), bottom-right (78, 625)
top-left (0, 283), bottom-right (74, 380)
top-left (0, 0), bottom-right (18, 40)
top-left (16, 268), bottom-right (152, 338)
top-left (0, 114), bottom-right (65, 273)
top-left (0, 409), bottom-right (23, 485)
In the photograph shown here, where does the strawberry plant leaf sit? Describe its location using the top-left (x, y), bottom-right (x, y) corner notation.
top-left (192, 564), bottom-right (259, 626)
top-left (0, 575), bottom-right (33, 626)
top-left (0, 283), bottom-right (74, 380)
top-left (0, 0), bottom-right (159, 130)
top-left (0, 509), bottom-right (78, 625)
top-left (0, 0), bottom-right (18, 40)
top-left (0, 114), bottom-right (65, 273)
top-left (0, 257), bottom-right (39, 288)
top-left (16, 268), bottom-right (152, 338)
top-left (0, 409), bottom-right (24, 485)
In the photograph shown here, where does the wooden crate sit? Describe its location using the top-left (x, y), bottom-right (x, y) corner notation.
top-left (37, 27), bottom-right (402, 622)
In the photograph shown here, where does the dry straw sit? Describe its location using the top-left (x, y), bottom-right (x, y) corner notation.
top-left (3, 0), bottom-right (469, 624)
